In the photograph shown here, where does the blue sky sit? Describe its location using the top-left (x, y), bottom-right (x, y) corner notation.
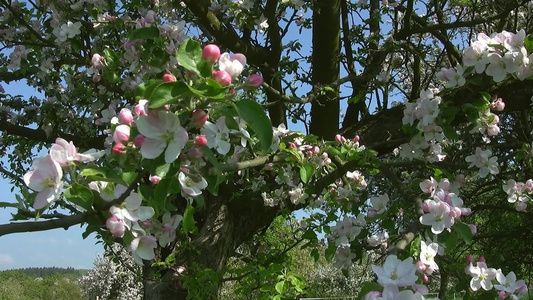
top-left (0, 79), bottom-right (103, 271)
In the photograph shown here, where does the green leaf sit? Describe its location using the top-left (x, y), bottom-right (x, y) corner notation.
top-left (302, 229), bottom-right (317, 240)
top-left (311, 249), bottom-right (319, 262)
top-left (177, 39), bottom-right (206, 75)
top-left (135, 79), bottom-right (163, 100)
top-left (148, 82), bottom-right (189, 108)
top-left (454, 221), bottom-right (473, 244)
top-left (79, 166), bottom-right (108, 177)
top-left (357, 282), bottom-right (383, 300)
top-left (128, 27), bottom-right (160, 40)
top-left (183, 204), bottom-right (196, 234)
top-left (0, 202), bottom-right (18, 208)
top-left (442, 125), bottom-right (459, 141)
top-left (64, 183), bottom-right (94, 211)
top-left (524, 34), bottom-right (533, 53)
top-left (299, 163), bottom-right (314, 184)
top-left (275, 281), bottom-right (288, 294)
top-left (188, 80), bottom-right (228, 99)
top-left (155, 163), bottom-right (171, 178)
top-left (121, 172), bottom-right (138, 185)
top-left (154, 178), bottom-right (171, 212)
top-left (472, 92), bottom-right (491, 109)
top-left (444, 230), bottom-right (459, 252)
top-left (235, 100), bottom-right (273, 153)
top-left (325, 242), bottom-right (337, 262)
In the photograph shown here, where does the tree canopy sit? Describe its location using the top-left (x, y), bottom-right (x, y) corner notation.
top-left (1, 0), bottom-right (533, 299)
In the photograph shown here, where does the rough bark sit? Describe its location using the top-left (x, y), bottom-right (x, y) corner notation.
top-left (143, 185), bottom-right (279, 299)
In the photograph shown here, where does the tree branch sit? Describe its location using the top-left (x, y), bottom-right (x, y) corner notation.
top-left (0, 212), bottom-right (91, 237)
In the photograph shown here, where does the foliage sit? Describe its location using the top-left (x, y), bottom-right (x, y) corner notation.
top-left (1, 0), bottom-right (533, 299)
top-left (0, 270), bottom-right (84, 300)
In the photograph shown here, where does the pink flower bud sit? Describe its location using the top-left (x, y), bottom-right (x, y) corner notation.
top-left (449, 206), bottom-right (462, 219)
top-left (186, 71), bottom-right (196, 78)
top-left (202, 44), bottom-right (221, 63)
top-left (367, 208), bottom-right (377, 218)
top-left (163, 73), bottom-right (176, 82)
top-left (135, 99), bottom-right (148, 116)
top-left (92, 73), bottom-right (101, 83)
top-left (162, 224), bottom-right (172, 232)
top-left (188, 148), bottom-right (203, 159)
top-left (288, 142), bottom-right (297, 149)
top-left (313, 146), bottom-right (320, 154)
top-left (416, 260), bottom-right (427, 273)
top-left (149, 175), bottom-right (162, 184)
top-left (192, 109), bottom-right (208, 128)
top-left (423, 275), bottom-right (429, 283)
top-left (491, 98), bottom-right (505, 111)
top-left (466, 255), bottom-right (474, 263)
top-left (134, 135), bottom-right (146, 148)
top-left (118, 108), bottom-right (133, 124)
top-left (468, 224), bottom-right (477, 235)
top-left (112, 143), bottom-right (126, 154)
top-left (498, 291), bottom-right (506, 300)
top-left (353, 135), bottom-right (360, 142)
top-left (247, 74), bottom-right (263, 87)
top-left (335, 134), bottom-right (346, 143)
top-left (195, 135), bottom-right (208, 147)
top-left (113, 125), bottom-right (130, 143)
top-left (422, 201), bottom-right (431, 212)
top-left (106, 215), bottom-right (125, 237)
top-left (143, 220), bottom-right (152, 228)
top-left (324, 158), bottom-right (331, 165)
top-left (214, 70), bottom-right (232, 86)
top-left (364, 291), bottom-right (381, 300)
top-left (478, 256), bottom-right (486, 263)
top-left (526, 179), bottom-right (533, 191)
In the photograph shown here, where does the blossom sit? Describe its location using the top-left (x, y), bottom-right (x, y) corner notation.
top-left (109, 185), bottom-right (155, 224)
top-left (218, 53), bottom-right (246, 78)
top-left (334, 246), bottom-right (356, 269)
top-left (202, 116), bottom-right (231, 155)
top-left (494, 271), bottom-right (523, 294)
top-left (54, 21), bottom-right (82, 43)
top-left (420, 241), bottom-right (439, 271)
top-left (23, 155), bottom-right (64, 210)
top-left (136, 111), bottom-right (189, 163)
top-left (178, 172), bottom-right (208, 197)
top-left (158, 212), bottom-right (183, 247)
top-left (468, 262), bottom-right (497, 291)
top-left (371, 255), bottom-right (418, 287)
top-left (465, 147), bottom-right (499, 178)
top-left (130, 235), bottom-right (158, 265)
top-left (419, 200), bottom-right (454, 234)
top-left (370, 194), bottom-right (389, 214)
top-left (106, 215), bottom-right (126, 237)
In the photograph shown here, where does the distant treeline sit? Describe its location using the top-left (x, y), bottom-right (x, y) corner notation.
top-left (1, 267), bottom-right (88, 278)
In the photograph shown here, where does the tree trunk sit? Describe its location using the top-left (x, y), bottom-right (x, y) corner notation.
top-left (143, 187), bottom-right (279, 299)
top-left (309, 0), bottom-right (341, 140)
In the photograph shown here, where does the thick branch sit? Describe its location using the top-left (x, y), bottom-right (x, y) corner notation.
top-left (0, 212), bottom-right (90, 237)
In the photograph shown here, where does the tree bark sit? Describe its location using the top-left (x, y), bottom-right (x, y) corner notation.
top-left (143, 186), bottom-right (279, 299)
top-left (309, 0), bottom-right (341, 140)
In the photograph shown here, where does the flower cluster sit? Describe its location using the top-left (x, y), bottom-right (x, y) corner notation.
top-left (23, 138), bottom-right (103, 209)
top-left (466, 258), bottom-right (528, 298)
top-left (503, 179), bottom-right (533, 211)
top-left (465, 147), bottom-right (500, 178)
top-left (399, 89), bottom-right (447, 162)
top-left (418, 177), bottom-right (470, 234)
top-left (438, 30), bottom-right (532, 87)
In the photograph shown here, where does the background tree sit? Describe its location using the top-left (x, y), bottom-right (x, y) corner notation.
top-left (1, 0), bottom-right (533, 299)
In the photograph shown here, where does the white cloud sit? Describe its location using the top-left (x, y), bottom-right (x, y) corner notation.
top-left (0, 253), bottom-right (14, 264)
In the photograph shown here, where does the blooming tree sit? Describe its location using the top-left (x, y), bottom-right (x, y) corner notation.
top-left (1, 0), bottom-right (533, 299)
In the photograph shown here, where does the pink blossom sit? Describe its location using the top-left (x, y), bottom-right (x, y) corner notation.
top-left (191, 109), bottom-right (208, 128)
top-left (162, 73), bottom-right (176, 82)
top-left (113, 143), bottom-right (126, 154)
top-left (23, 155), bottom-right (63, 210)
top-left (106, 214), bottom-right (125, 237)
top-left (118, 108), bottom-right (134, 124)
top-left (214, 70), bottom-right (232, 86)
top-left (134, 135), bottom-right (146, 147)
top-left (202, 44), bottom-right (221, 63)
top-left (149, 175), bottom-right (162, 184)
top-left (195, 135), bottom-right (207, 147)
top-left (113, 125), bottom-right (131, 143)
top-left (247, 74), bottom-right (263, 87)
